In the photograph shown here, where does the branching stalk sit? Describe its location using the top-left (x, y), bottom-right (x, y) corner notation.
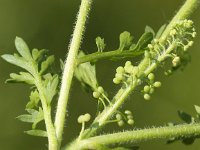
top-left (65, 0), bottom-right (200, 149)
top-left (54, 0), bottom-right (92, 147)
top-left (77, 49), bottom-right (144, 65)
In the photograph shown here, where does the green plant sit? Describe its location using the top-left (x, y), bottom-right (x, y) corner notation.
top-left (1, 0), bottom-right (200, 149)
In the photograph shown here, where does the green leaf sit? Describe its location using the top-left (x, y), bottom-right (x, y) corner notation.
top-left (44, 74), bottom-right (59, 104)
top-left (6, 72), bottom-right (34, 84)
top-left (194, 105), bottom-right (200, 114)
top-left (155, 24), bottom-right (167, 39)
top-left (17, 114), bottom-right (35, 123)
top-left (119, 31), bottom-right (133, 50)
top-left (26, 90), bottom-right (40, 109)
top-left (178, 111), bottom-right (194, 124)
top-left (145, 25), bottom-right (155, 36)
top-left (1, 54), bottom-right (31, 71)
top-left (75, 51), bottom-right (98, 91)
top-left (134, 32), bottom-right (153, 50)
top-left (15, 37), bottom-right (32, 60)
top-left (96, 36), bottom-right (106, 52)
top-left (32, 48), bottom-right (48, 62)
top-left (40, 55), bottom-right (55, 75)
top-left (17, 108), bottom-right (44, 129)
top-left (24, 130), bottom-right (47, 137)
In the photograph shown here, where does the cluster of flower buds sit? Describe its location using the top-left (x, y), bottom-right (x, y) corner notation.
top-left (77, 113), bottom-right (91, 124)
top-left (143, 73), bottom-right (161, 100)
top-left (115, 110), bottom-right (134, 127)
top-left (147, 20), bottom-right (196, 60)
top-left (113, 61), bottom-right (139, 85)
top-left (92, 86), bottom-right (111, 107)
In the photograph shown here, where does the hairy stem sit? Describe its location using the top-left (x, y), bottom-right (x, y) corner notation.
top-left (34, 73), bottom-right (58, 150)
top-left (54, 0), bottom-right (92, 147)
top-left (79, 123), bottom-right (200, 149)
top-left (77, 49), bottom-right (144, 65)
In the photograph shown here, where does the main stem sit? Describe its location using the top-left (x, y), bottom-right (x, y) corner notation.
top-left (54, 0), bottom-right (92, 147)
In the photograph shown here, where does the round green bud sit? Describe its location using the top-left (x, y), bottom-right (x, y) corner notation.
top-left (148, 73), bottom-right (155, 81)
top-left (124, 110), bottom-right (132, 115)
top-left (144, 85), bottom-right (150, 93)
top-left (125, 65), bottom-right (134, 74)
top-left (154, 81), bottom-right (161, 88)
top-left (118, 120), bottom-right (124, 127)
top-left (115, 73), bottom-right (123, 81)
top-left (116, 114), bottom-right (122, 120)
top-left (116, 66), bottom-right (124, 73)
top-left (154, 39), bottom-right (158, 43)
top-left (113, 78), bottom-right (121, 84)
top-left (127, 119), bottom-right (134, 125)
top-left (125, 61), bottom-right (132, 66)
top-left (127, 115), bottom-right (133, 119)
top-left (83, 113), bottom-right (91, 122)
top-left (183, 45), bottom-right (189, 51)
top-left (97, 86), bottom-right (104, 93)
top-left (93, 91), bottom-right (100, 99)
top-left (148, 44), bottom-right (153, 49)
top-left (172, 56), bottom-right (180, 67)
top-left (144, 94), bottom-right (151, 100)
top-left (149, 87), bottom-right (155, 94)
top-left (137, 79), bottom-right (142, 85)
top-left (170, 29), bottom-right (177, 36)
top-left (77, 115), bottom-right (84, 123)
top-left (192, 32), bottom-right (197, 38)
top-left (188, 41), bottom-right (194, 47)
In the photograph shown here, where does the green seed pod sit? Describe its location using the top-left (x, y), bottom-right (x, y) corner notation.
top-left (126, 65), bottom-right (134, 74)
top-left (127, 115), bottom-right (133, 119)
top-left (127, 119), bottom-right (134, 125)
top-left (97, 86), bottom-right (104, 93)
top-left (125, 61), bottom-right (132, 66)
top-left (113, 78), bottom-right (121, 84)
top-left (124, 110), bottom-right (132, 115)
top-left (148, 73), bottom-right (155, 81)
top-left (77, 115), bottom-right (84, 123)
top-left (93, 91), bottom-right (100, 99)
top-left (115, 73), bottom-right (123, 81)
top-left (118, 120), bottom-right (124, 127)
top-left (116, 66), bottom-right (124, 73)
top-left (154, 81), bottom-right (162, 88)
top-left (116, 114), bottom-right (122, 120)
top-left (83, 113), bottom-right (91, 122)
top-left (144, 94), bottom-right (151, 100)
top-left (149, 87), bottom-right (155, 94)
top-left (144, 85), bottom-right (150, 93)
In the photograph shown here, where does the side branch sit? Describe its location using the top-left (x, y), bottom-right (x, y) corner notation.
top-left (77, 50), bottom-right (144, 65)
top-left (79, 123), bottom-right (200, 149)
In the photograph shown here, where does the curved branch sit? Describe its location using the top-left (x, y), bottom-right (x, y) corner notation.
top-left (77, 50), bottom-right (144, 65)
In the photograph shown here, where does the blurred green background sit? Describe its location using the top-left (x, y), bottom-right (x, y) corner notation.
top-left (0, 0), bottom-right (200, 150)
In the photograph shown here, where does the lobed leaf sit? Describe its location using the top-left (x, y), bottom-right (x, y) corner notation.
top-left (15, 37), bottom-right (32, 60)
top-left (40, 55), bottom-right (55, 75)
top-left (32, 48), bottom-right (48, 62)
top-left (119, 31), bottom-right (133, 50)
top-left (26, 90), bottom-right (40, 109)
top-left (75, 51), bottom-right (98, 91)
top-left (96, 36), bottom-right (106, 52)
top-left (6, 72), bottom-right (34, 84)
top-left (43, 74), bottom-right (59, 104)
